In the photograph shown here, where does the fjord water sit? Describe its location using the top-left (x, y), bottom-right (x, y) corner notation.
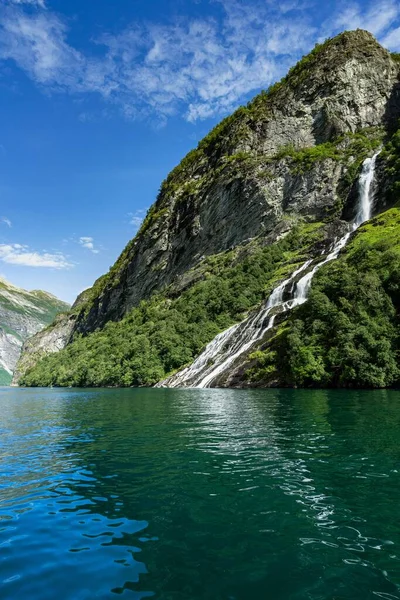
top-left (1, 388), bottom-right (400, 600)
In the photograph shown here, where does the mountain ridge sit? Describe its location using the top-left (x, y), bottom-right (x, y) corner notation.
top-left (14, 29), bottom-right (400, 388)
top-left (0, 277), bottom-right (69, 385)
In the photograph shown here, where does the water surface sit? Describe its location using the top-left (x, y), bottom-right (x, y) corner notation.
top-left (0, 387), bottom-right (400, 599)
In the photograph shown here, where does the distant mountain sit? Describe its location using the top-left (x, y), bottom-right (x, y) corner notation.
top-left (0, 278), bottom-right (69, 385)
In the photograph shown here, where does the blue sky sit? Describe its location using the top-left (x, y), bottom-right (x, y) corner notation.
top-left (0, 0), bottom-right (399, 303)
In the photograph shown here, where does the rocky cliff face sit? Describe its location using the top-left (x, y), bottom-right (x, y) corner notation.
top-left (74, 31), bottom-right (398, 331)
top-left (0, 278), bottom-right (69, 385)
top-left (11, 312), bottom-right (76, 386)
top-left (14, 30), bottom-right (400, 387)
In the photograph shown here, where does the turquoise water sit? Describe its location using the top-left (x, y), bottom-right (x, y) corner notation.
top-left (1, 388), bottom-right (400, 599)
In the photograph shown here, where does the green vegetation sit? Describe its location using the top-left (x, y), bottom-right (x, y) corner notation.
top-left (17, 30), bottom-right (396, 390)
top-left (391, 52), bottom-right (400, 63)
top-left (338, 130), bottom-right (383, 188)
top-left (247, 209), bottom-right (400, 388)
top-left (381, 124), bottom-right (400, 204)
top-left (23, 207), bottom-right (400, 390)
top-left (0, 368), bottom-right (12, 386)
top-left (0, 281), bottom-right (69, 386)
top-left (274, 129), bottom-right (383, 174)
top-left (274, 141), bottom-right (340, 166)
top-left (20, 223), bottom-right (325, 388)
top-left (148, 32), bottom-right (377, 200)
top-left (0, 281), bottom-right (68, 319)
top-left (285, 40), bottom-right (330, 84)
top-left (63, 31), bottom-right (384, 315)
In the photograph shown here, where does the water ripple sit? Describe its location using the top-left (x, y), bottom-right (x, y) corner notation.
top-left (0, 387), bottom-right (400, 599)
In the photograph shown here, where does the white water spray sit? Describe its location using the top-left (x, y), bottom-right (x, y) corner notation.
top-left (161, 260), bottom-right (311, 388)
top-left (354, 152), bottom-right (379, 227)
top-left (159, 152), bottom-right (380, 389)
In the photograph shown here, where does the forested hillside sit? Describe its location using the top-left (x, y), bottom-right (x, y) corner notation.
top-left (15, 30), bottom-right (400, 389)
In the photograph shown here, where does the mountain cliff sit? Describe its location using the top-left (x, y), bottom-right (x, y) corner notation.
top-left (0, 278), bottom-right (69, 385)
top-left (14, 30), bottom-right (400, 388)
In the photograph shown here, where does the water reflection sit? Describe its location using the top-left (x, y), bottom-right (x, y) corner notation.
top-left (0, 387), bottom-right (399, 599)
top-left (176, 388), bottom-right (400, 599)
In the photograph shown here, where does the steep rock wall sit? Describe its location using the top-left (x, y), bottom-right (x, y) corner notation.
top-left (14, 30), bottom-right (400, 386)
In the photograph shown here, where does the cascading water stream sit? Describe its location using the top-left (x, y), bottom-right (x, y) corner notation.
top-left (164, 260), bottom-right (312, 389)
top-left (159, 152), bottom-right (380, 389)
top-left (354, 152), bottom-right (379, 227)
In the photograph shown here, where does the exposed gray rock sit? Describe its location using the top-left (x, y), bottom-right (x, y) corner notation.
top-left (0, 278), bottom-right (69, 385)
top-left (74, 31), bottom-right (399, 335)
top-left (11, 313), bottom-right (75, 386)
top-left (13, 30), bottom-right (400, 385)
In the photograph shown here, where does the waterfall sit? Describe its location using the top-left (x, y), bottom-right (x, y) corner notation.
top-left (290, 231), bottom-right (352, 307)
top-left (354, 152), bottom-right (379, 227)
top-left (159, 152), bottom-right (379, 389)
top-left (160, 260), bottom-right (311, 389)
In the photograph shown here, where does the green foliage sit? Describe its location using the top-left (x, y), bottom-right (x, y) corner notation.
top-left (248, 209), bottom-right (400, 388)
top-left (20, 224), bottom-right (324, 388)
top-left (139, 207), bottom-right (169, 235)
top-left (286, 40), bottom-right (330, 83)
top-left (274, 142), bottom-right (340, 171)
top-left (22, 32), bottom-right (392, 383)
top-left (0, 368), bottom-right (12, 386)
top-left (62, 34), bottom-right (386, 318)
top-left (260, 31), bottom-right (374, 101)
top-left (381, 124), bottom-right (400, 204)
top-left (391, 52), bottom-right (400, 63)
top-left (247, 349), bottom-right (278, 382)
top-left (0, 281), bottom-right (68, 321)
top-left (266, 81), bottom-right (283, 97)
top-left (274, 129), bottom-right (383, 175)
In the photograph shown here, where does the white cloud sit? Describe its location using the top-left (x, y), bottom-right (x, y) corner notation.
top-left (79, 236), bottom-right (99, 254)
top-left (0, 243), bottom-right (71, 268)
top-left (381, 26), bottom-right (400, 51)
top-left (7, 0), bottom-right (46, 7)
top-left (0, 0), bottom-right (399, 122)
top-left (1, 217), bottom-right (11, 227)
top-left (129, 209), bottom-right (147, 230)
top-left (328, 0), bottom-right (399, 37)
top-left (0, 9), bottom-right (83, 86)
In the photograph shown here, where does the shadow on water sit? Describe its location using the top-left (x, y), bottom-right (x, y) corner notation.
top-left (0, 387), bottom-right (400, 599)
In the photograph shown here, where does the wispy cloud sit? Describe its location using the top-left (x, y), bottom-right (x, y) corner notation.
top-left (327, 0), bottom-right (399, 37)
top-left (381, 26), bottom-right (400, 51)
top-left (0, 9), bottom-right (83, 87)
top-left (0, 0), bottom-right (399, 123)
top-left (0, 243), bottom-right (71, 268)
top-left (79, 236), bottom-right (99, 254)
top-left (7, 0), bottom-right (46, 7)
top-left (1, 216), bottom-right (12, 227)
top-left (129, 209), bottom-right (147, 230)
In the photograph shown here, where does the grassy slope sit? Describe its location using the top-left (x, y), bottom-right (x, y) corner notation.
top-left (0, 281), bottom-right (69, 323)
top-left (22, 207), bottom-right (400, 390)
top-left (0, 282), bottom-right (70, 385)
top-left (247, 208), bottom-right (400, 388)
top-left (18, 32), bottom-right (399, 389)
top-left (70, 31), bottom-right (386, 318)
top-left (0, 368), bottom-right (12, 386)
top-left (20, 223), bottom-right (325, 387)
